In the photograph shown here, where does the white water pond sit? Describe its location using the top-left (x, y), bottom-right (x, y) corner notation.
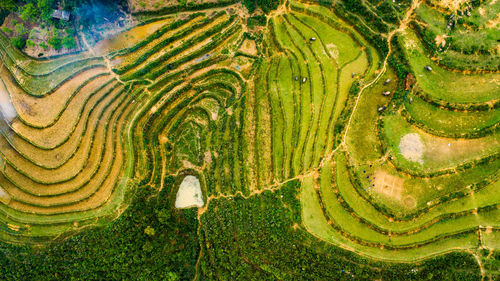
top-left (175, 175), bottom-right (204, 209)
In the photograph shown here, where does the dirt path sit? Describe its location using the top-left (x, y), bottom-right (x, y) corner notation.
top-left (196, 0), bottom-right (422, 217)
top-left (341, 0), bottom-right (420, 145)
top-left (103, 56), bottom-right (126, 84)
top-left (193, 0), bottom-right (424, 273)
top-left (470, 251), bottom-right (486, 281)
top-left (79, 29), bottom-right (95, 56)
top-left (79, 29), bottom-right (127, 85)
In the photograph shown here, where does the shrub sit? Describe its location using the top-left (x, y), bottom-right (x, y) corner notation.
top-left (28, 28), bottom-right (38, 39)
top-left (62, 34), bottom-right (76, 49)
top-left (256, 0), bottom-right (281, 13)
top-left (144, 226), bottom-right (156, 236)
top-left (247, 15), bottom-right (266, 28)
top-left (37, 0), bottom-right (53, 22)
top-left (243, 0), bottom-right (280, 13)
top-left (11, 36), bottom-right (26, 49)
top-left (243, 0), bottom-right (256, 12)
top-left (20, 3), bottom-right (38, 22)
top-left (0, 0), bottom-right (16, 12)
top-left (39, 41), bottom-right (48, 49)
top-left (26, 39), bottom-right (36, 47)
top-left (47, 34), bottom-right (62, 50)
top-left (1, 26), bottom-right (11, 34)
top-left (14, 23), bottom-right (28, 36)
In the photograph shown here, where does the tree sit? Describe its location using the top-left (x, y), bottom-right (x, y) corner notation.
top-left (37, 0), bottom-right (54, 22)
top-left (11, 36), bottom-right (26, 49)
top-left (243, 0), bottom-right (256, 13)
top-left (20, 3), bottom-right (38, 22)
top-left (47, 34), bottom-right (62, 50)
top-left (156, 208), bottom-right (171, 225)
top-left (165, 272), bottom-right (180, 281)
top-left (0, 0), bottom-right (16, 12)
top-left (62, 34), bottom-right (76, 49)
top-left (1, 26), bottom-right (12, 34)
top-left (39, 42), bottom-right (48, 49)
top-left (26, 39), bottom-right (36, 47)
top-left (144, 226), bottom-right (155, 236)
top-left (142, 241), bottom-right (153, 252)
top-left (14, 23), bottom-right (28, 36)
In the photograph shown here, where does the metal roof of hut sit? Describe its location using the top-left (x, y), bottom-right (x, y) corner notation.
top-left (52, 10), bottom-right (70, 21)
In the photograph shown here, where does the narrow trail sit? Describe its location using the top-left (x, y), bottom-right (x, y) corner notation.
top-left (79, 29), bottom-right (95, 56)
top-left (197, 0), bottom-right (422, 217)
top-left (470, 251), bottom-right (486, 281)
top-left (341, 0), bottom-right (420, 145)
top-left (193, 2), bottom-right (423, 274)
top-left (79, 29), bottom-right (127, 85)
top-left (103, 56), bottom-right (126, 85)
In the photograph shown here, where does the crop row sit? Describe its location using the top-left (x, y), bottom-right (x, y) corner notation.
top-left (119, 13), bottom-right (236, 81)
top-left (0, 83), bottom-right (139, 239)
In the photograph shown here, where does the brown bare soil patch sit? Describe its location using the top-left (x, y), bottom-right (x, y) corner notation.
top-left (159, 135), bottom-right (169, 144)
top-left (404, 73), bottom-right (415, 90)
top-left (326, 44), bottom-right (339, 60)
top-left (239, 39), bottom-right (257, 56)
top-left (485, 13), bottom-right (500, 28)
top-left (399, 133), bottom-right (424, 164)
top-left (485, 226), bottom-right (493, 234)
top-left (204, 151), bottom-right (212, 164)
top-left (373, 170), bottom-right (404, 201)
top-left (94, 17), bottom-right (172, 55)
top-left (435, 34), bottom-right (448, 47)
top-left (430, 0), bottom-right (471, 11)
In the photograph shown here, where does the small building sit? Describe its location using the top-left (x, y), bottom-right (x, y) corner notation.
top-left (424, 65), bottom-right (433, 72)
top-left (377, 106), bottom-right (386, 112)
top-left (309, 37), bottom-right (316, 41)
top-left (52, 10), bottom-right (70, 21)
top-left (302, 77), bottom-right (307, 83)
top-left (382, 91), bottom-right (391, 96)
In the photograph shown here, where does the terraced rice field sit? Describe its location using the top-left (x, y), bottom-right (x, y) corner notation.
top-left (0, 0), bottom-right (498, 277)
top-left (0, 9), bottom-right (244, 242)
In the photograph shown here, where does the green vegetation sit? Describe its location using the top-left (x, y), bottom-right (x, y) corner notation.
top-left (399, 28), bottom-right (499, 103)
top-left (20, 3), bottom-right (38, 22)
top-left (243, 0), bottom-right (281, 13)
top-left (247, 15), bottom-right (267, 28)
top-left (47, 32), bottom-right (63, 50)
top-left (0, 0), bottom-right (497, 279)
top-left (414, 1), bottom-right (500, 71)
